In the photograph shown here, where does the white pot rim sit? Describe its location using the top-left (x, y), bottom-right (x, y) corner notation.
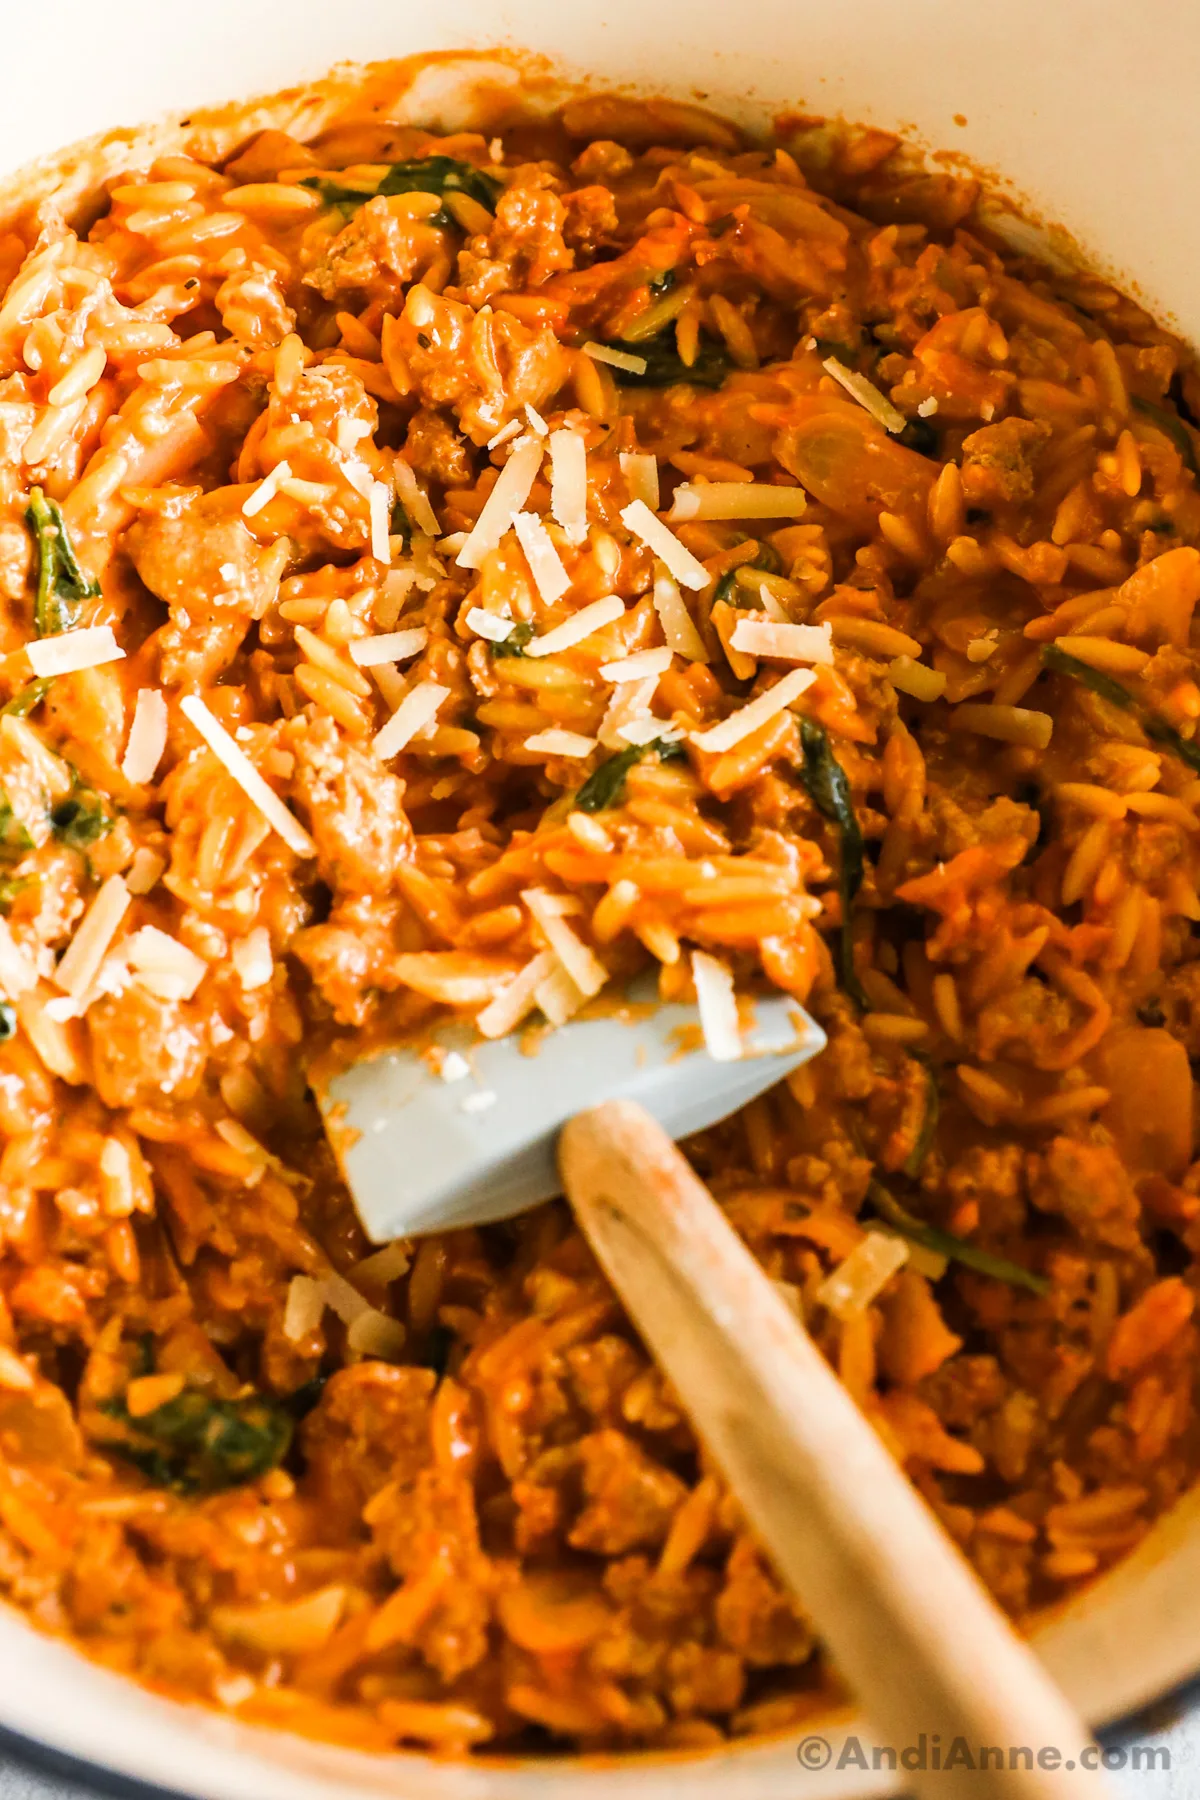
top-left (2, 25), bottom-right (1200, 1797)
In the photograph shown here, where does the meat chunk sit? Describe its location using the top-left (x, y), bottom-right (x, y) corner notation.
top-left (128, 489), bottom-right (282, 685)
top-left (960, 417), bottom-right (1052, 507)
top-left (288, 714), bottom-right (413, 893)
top-left (1028, 1136), bottom-right (1143, 1251)
top-left (371, 1467), bottom-right (496, 1680)
top-left (290, 893), bottom-right (404, 1026)
top-left (455, 180), bottom-right (574, 306)
top-left (88, 984), bottom-right (207, 1108)
top-left (300, 1363), bottom-right (435, 1531)
top-left (562, 186), bottom-right (621, 255)
top-left (388, 284), bottom-right (569, 445)
top-left (568, 1430), bottom-right (687, 1554)
top-left (301, 196), bottom-right (438, 305)
top-left (403, 407), bottom-right (475, 488)
top-left (715, 1539), bottom-right (815, 1667)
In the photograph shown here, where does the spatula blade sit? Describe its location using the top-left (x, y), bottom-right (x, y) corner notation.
top-left (320, 985), bottom-right (825, 1241)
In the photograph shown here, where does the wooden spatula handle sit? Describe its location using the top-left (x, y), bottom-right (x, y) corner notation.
top-left (559, 1100), bottom-right (1111, 1800)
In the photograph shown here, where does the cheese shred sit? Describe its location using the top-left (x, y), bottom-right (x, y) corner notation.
top-left (689, 666), bottom-right (816, 753)
top-left (455, 436), bottom-right (543, 570)
top-left (691, 950), bottom-right (742, 1062)
top-left (179, 695), bottom-right (316, 859)
top-left (28, 625), bottom-right (125, 678)
top-left (372, 681), bottom-right (450, 760)
top-left (621, 500), bottom-right (709, 590)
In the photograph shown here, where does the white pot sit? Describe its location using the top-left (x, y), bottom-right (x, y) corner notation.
top-left (2, 3), bottom-right (1199, 1793)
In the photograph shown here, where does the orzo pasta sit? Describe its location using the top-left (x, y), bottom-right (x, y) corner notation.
top-left (0, 61), bottom-right (1197, 1758)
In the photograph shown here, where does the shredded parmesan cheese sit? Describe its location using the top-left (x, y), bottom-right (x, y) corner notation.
top-left (526, 594), bottom-right (624, 658)
top-left (349, 628), bottom-right (428, 667)
top-left (372, 680), bottom-right (450, 760)
top-left (598, 674), bottom-right (658, 749)
top-left (456, 435), bottom-right (543, 570)
top-left (464, 607), bottom-right (514, 644)
top-left (599, 645), bottom-right (673, 684)
top-left (619, 452), bottom-right (660, 511)
top-left (124, 926), bottom-right (207, 1001)
top-left (376, 567), bottom-right (417, 625)
top-left (524, 729), bottom-right (597, 757)
top-left (691, 950), bottom-right (742, 1062)
top-left (512, 510), bottom-right (570, 605)
top-left (179, 695), bottom-right (316, 858)
top-left (335, 417), bottom-right (371, 454)
top-left (583, 341), bottom-right (646, 375)
top-left (617, 716), bottom-right (683, 747)
top-left (438, 1051), bottom-right (470, 1083)
top-left (368, 481), bottom-right (391, 563)
top-left (393, 457), bottom-right (439, 537)
top-left (815, 1233), bottom-right (909, 1321)
top-left (653, 569), bottom-right (709, 662)
top-left (548, 428), bottom-right (588, 545)
top-left (125, 847), bottom-right (165, 896)
top-left (21, 994), bottom-right (84, 1077)
top-left (486, 419), bottom-right (521, 450)
top-left (121, 689), bottom-right (168, 783)
top-left (283, 1275), bottom-right (325, 1342)
top-left (754, 583), bottom-right (789, 622)
top-left (475, 950), bottom-right (557, 1039)
top-left (0, 919), bottom-right (36, 1000)
top-left (352, 1240), bottom-right (411, 1283)
top-left (690, 666), bottom-right (815, 753)
top-left (523, 402), bottom-right (549, 437)
top-left (340, 459), bottom-right (374, 500)
top-left (822, 357), bottom-right (907, 434)
top-left (729, 618), bottom-right (835, 665)
top-left (231, 927), bottom-right (273, 990)
top-left (669, 482), bottom-right (808, 522)
top-left (242, 460), bottom-right (291, 516)
top-left (966, 630), bottom-right (1000, 664)
top-left (522, 889), bottom-right (607, 997)
top-left (621, 500), bottom-right (708, 590)
top-left (27, 625), bottom-right (125, 678)
top-left (536, 962), bottom-right (587, 1027)
top-left (346, 1309), bottom-right (407, 1358)
top-left (321, 1271), bottom-right (371, 1325)
top-left (54, 875), bottom-right (130, 999)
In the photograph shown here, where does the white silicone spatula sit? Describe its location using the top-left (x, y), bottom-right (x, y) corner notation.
top-left (318, 974), bottom-right (826, 1240)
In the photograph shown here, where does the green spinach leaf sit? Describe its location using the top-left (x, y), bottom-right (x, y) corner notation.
top-left (0, 875), bottom-right (33, 914)
top-left (306, 155), bottom-right (501, 228)
top-left (25, 488), bottom-right (100, 636)
top-left (609, 329), bottom-right (733, 391)
top-left (51, 787), bottom-right (112, 850)
top-left (101, 1385), bottom-right (295, 1494)
top-left (0, 801), bottom-right (33, 862)
top-left (1131, 394), bottom-right (1199, 478)
top-left (1, 679), bottom-right (53, 718)
top-left (902, 1057), bottom-right (940, 1179)
top-left (490, 621), bottom-right (536, 659)
top-left (799, 718), bottom-right (868, 1008)
top-left (1041, 643), bottom-right (1200, 774)
top-left (868, 1180), bottom-right (1049, 1296)
top-left (574, 738), bottom-right (686, 813)
top-left (712, 541), bottom-right (784, 609)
